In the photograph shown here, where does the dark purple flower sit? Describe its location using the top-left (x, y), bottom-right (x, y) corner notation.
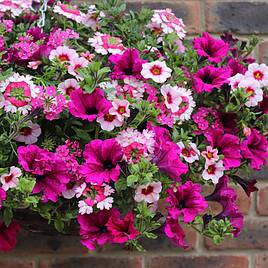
top-left (106, 208), bottom-right (139, 243)
top-left (77, 210), bottom-right (112, 251)
top-left (164, 217), bottom-right (188, 249)
top-left (69, 88), bottom-right (109, 122)
top-left (220, 32), bottom-right (238, 47)
top-left (18, 145), bottom-right (70, 202)
top-left (109, 48), bottom-right (146, 79)
top-left (166, 181), bottom-right (208, 223)
top-left (232, 175), bottom-right (258, 197)
top-left (193, 66), bottom-right (231, 93)
top-left (0, 220), bottom-right (20, 252)
top-left (80, 139), bottom-right (124, 185)
top-left (206, 129), bottom-right (241, 169)
top-left (259, 93), bottom-right (268, 114)
top-left (227, 58), bottom-right (247, 76)
top-left (193, 32), bottom-right (229, 63)
top-left (241, 128), bottom-right (268, 170)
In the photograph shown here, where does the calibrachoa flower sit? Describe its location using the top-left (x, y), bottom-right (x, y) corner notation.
top-left (80, 139), bottom-right (124, 184)
top-left (245, 63), bottom-right (268, 86)
top-left (0, 221), bottom-right (20, 252)
top-left (201, 146), bottom-right (219, 164)
top-left (14, 121), bottom-right (41, 144)
top-left (106, 208), bottom-right (139, 243)
top-left (166, 181), bottom-right (208, 223)
top-left (0, 73), bottom-right (38, 114)
top-left (177, 141), bottom-right (200, 163)
top-left (58, 78), bottom-right (80, 96)
top-left (88, 32), bottom-right (125, 55)
top-left (193, 32), bottom-right (229, 63)
top-left (134, 181), bottom-right (162, 203)
top-left (53, 2), bottom-right (84, 23)
top-left (109, 99), bottom-right (130, 121)
top-left (49, 46), bottom-right (78, 63)
top-left (202, 160), bottom-right (225, 184)
top-left (68, 57), bottom-right (89, 78)
top-left (141, 60), bottom-right (172, 83)
top-left (0, 166), bottom-right (21, 191)
top-left (193, 66), bottom-right (231, 93)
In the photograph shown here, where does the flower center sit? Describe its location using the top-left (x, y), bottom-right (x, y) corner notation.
top-left (253, 71), bottom-right (264, 80)
top-left (65, 86), bottom-right (75, 96)
top-left (246, 87), bottom-right (255, 96)
top-left (4, 174), bottom-right (13, 183)
top-left (167, 92), bottom-right (173, 104)
top-left (150, 66), bottom-right (162, 76)
top-left (99, 225), bottom-right (108, 233)
top-left (103, 160), bottom-right (115, 170)
top-left (85, 107), bottom-right (98, 115)
top-left (178, 200), bottom-right (186, 209)
top-left (118, 106), bottom-right (126, 114)
top-left (104, 113), bottom-right (115, 122)
top-left (207, 164), bottom-right (216, 174)
top-left (58, 54), bottom-right (70, 62)
top-left (207, 152), bottom-right (213, 159)
top-left (182, 148), bottom-right (190, 157)
top-left (19, 127), bottom-right (32, 136)
top-left (141, 185), bottom-right (154, 195)
top-left (66, 181), bottom-right (75, 190)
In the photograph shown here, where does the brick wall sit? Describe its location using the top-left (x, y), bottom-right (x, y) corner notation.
top-left (1, 1), bottom-right (268, 268)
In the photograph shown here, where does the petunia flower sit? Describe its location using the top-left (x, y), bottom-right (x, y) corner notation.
top-left (0, 187), bottom-right (6, 209)
top-left (14, 121), bottom-right (41, 145)
top-left (166, 181), bottom-right (208, 223)
top-left (106, 208), bottom-right (139, 243)
top-left (80, 139), bottom-right (124, 185)
top-left (0, 166), bottom-right (21, 191)
top-left (0, 220), bottom-right (20, 252)
top-left (134, 181), bottom-right (162, 203)
top-left (193, 32), bottom-right (229, 63)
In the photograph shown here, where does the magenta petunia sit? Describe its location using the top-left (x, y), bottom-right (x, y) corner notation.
top-left (0, 220), bottom-right (20, 252)
top-left (80, 139), bottom-right (124, 185)
top-left (166, 181), bottom-right (208, 223)
top-left (164, 217), bottom-right (188, 249)
top-left (106, 208), bottom-right (139, 243)
top-left (241, 128), bottom-right (268, 170)
top-left (193, 32), bottom-right (229, 63)
top-left (259, 93), bottom-right (268, 114)
top-left (77, 210), bottom-right (112, 251)
top-left (205, 176), bottom-right (243, 237)
top-left (108, 48), bottom-right (146, 80)
top-left (227, 58), bottom-right (246, 76)
top-left (69, 88), bottom-right (109, 122)
top-left (0, 187), bottom-right (6, 209)
top-left (206, 129), bottom-right (241, 169)
top-left (18, 145), bottom-right (70, 202)
top-left (193, 66), bottom-right (231, 93)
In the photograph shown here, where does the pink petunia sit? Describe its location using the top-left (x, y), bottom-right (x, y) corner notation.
top-left (0, 220), bottom-right (20, 252)
top-left (106, 208), bottom-right (139, 243)
top-left (80, 139), bottom-right (124, 185)
top-left (0, 187), bottom-right (6, 209)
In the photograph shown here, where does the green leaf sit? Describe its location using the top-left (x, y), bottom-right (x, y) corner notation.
top-left (115, 177), bottom-right (127, 191)
top-left (18, 177), bottom-right (36, 193)
top-left (3, 208), bottom-right (13, 226)
top-left (54, 218), bottom-right (65, 233)
top-left (127, 175), bottom-right (139, 187)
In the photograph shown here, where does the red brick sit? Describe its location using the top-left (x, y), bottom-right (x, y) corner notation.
top-left (205, 1), bottom-right (268, 34)
top-left (259, 41), bottom-right (268, 65)
top-left (39, 256), bottom-right (143, 268)
top-left (147, 256), bottom-right (249, 268)
top-left (0, 259), bottom-right (35, 268)
top-left (257, 185), bottom-right (268, 215)
top-left (256, 254), bottom-right (268, 268)
top-left (205, 220), bottom-right (268, 250)
top-left (141, 1), bottom-right (201, 34)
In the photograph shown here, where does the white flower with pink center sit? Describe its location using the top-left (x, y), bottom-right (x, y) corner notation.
top-left (202, 160), bottom-right (225, 184)
top-left (88, 32), bottom-right (125, 55)
top-left (134, 181), bottom-right (162, 203)
top-left (78, 198), bottom-right (94, 215)
top-left (148, 9), bottom-right (186, 39)
top-left (229, 73), bottom-right (244, 91)
top-left (0, 166), bottom-right (21, 191)
top-left (62, 181), bottom-right (83, 199)
top-left (160, 84), bottom-right (183, 113)
top-left (58, 79), bottom-right (80, 96)
top-left (97, 112), bottom-right (123, 131)
top-left (14, 121), bottom-right (41, 144)
top-left (201, 146), bottom-right (219, 165)
top-left (80, 5), bottom-right (105, 30)
top-left (0, 73), bottom-right (38, 115)
top-left (245, 63), bottom-right (268, 87)
top-left (53, 2), bottom-right (84, 23)
top-left (49, 46), bottom-right (78, 63)
top-left (68, 57), bottom-right (89, 78)
top-left (141, 60), bottom-right (172, 83)
top-left (109, 99), bottom-right (130, 122)
top-left (238, 77), bottom-right (263, 107)
top-left (177, 141), bottom-right (200, 163)
top-left (27, 60), bottom-right (42, 70)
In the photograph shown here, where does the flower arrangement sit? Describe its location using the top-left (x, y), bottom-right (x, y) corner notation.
top-left (0, 0), bottom-right (267, 253)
